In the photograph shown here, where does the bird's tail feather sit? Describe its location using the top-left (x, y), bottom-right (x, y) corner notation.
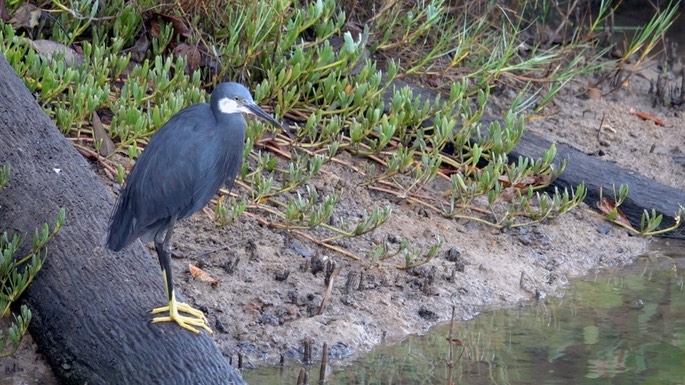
top-left (106, 195), bottom-right (136, 251)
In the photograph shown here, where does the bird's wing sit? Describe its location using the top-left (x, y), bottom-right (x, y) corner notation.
top-left (108, 104), bottom-right (223, 248)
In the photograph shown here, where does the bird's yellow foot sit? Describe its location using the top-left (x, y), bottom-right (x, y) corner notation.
top-left (151, 295), bottom-right (213, 334)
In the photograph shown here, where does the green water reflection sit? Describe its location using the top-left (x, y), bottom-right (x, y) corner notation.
top-left (243, 255), bottom-right (685, 384)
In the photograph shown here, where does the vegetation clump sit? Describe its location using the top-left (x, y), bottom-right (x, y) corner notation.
top-left (0, 0), bottom-right (678, 266)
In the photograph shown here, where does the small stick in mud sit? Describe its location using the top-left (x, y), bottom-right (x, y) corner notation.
top-left (304, 337), bottom-right (313, 365)
top-left (446, 305), bottom-right (456, 385)
top-left (445, 305), bottom-right (466, 385)
top-left (318, 264), bottom-right (341, 315)
top-left (319, 342), bottom-right (329, 384)
top-left (296, 367), bottom-right (308, 385)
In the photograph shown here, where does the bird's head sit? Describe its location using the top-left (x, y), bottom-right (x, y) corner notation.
top-left (211, 82), bottom-right (282, 129)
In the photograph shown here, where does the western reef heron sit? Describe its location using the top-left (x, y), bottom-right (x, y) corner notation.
top-left (106, 82), bottom-right (282, 333)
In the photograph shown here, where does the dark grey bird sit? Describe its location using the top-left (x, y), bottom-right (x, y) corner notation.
top-left (106, 82), bottom-right (282, 333)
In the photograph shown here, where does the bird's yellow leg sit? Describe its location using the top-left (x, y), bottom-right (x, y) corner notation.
top-left (151, 290), bottom-right (213, 334)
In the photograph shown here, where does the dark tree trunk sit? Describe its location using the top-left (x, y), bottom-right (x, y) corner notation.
top-left (0, 55), bottom-right (245, 384)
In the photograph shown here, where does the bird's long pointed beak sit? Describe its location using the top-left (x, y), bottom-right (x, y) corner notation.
top-left (246, 103), bottom-right (283, 130)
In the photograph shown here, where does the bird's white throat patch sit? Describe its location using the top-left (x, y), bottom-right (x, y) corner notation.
top-left (218, 98), bottom-right (241, 114)
top-left (218, 97), bottom-right (252, 115)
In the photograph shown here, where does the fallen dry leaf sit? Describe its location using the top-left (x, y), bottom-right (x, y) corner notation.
top-left (128, 33), bottom-right (149, 63)
top-left (148, 17), bottom-right (161, 38)
top-left (629, 107), bottom-right (664, 126)
top-left (0, 0), bottom-right (9, 22)
top-left (158, 13), bottom-right (191, 38)
top-left (145, 12), bottom-right (191, 39)
top-left (9, 3), bottom-right (41, 30)
top-left (173, 43), bottom-right (202, 75)
top-left (586, 87), bottom-right (601, 100)
top-left (92, 111), bottom-right (116, 156)
top-left (243, 297), bottom-right (267, 314)
top-left (188, 263), bottom-right (220, 287)
top-left (31, 39), bottom-right (83, 66)
top-left (596, 197), bottom-right (631, 227)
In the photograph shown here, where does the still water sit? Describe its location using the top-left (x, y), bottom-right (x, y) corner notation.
top-left (243, 241), bottom-right (685, 384)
